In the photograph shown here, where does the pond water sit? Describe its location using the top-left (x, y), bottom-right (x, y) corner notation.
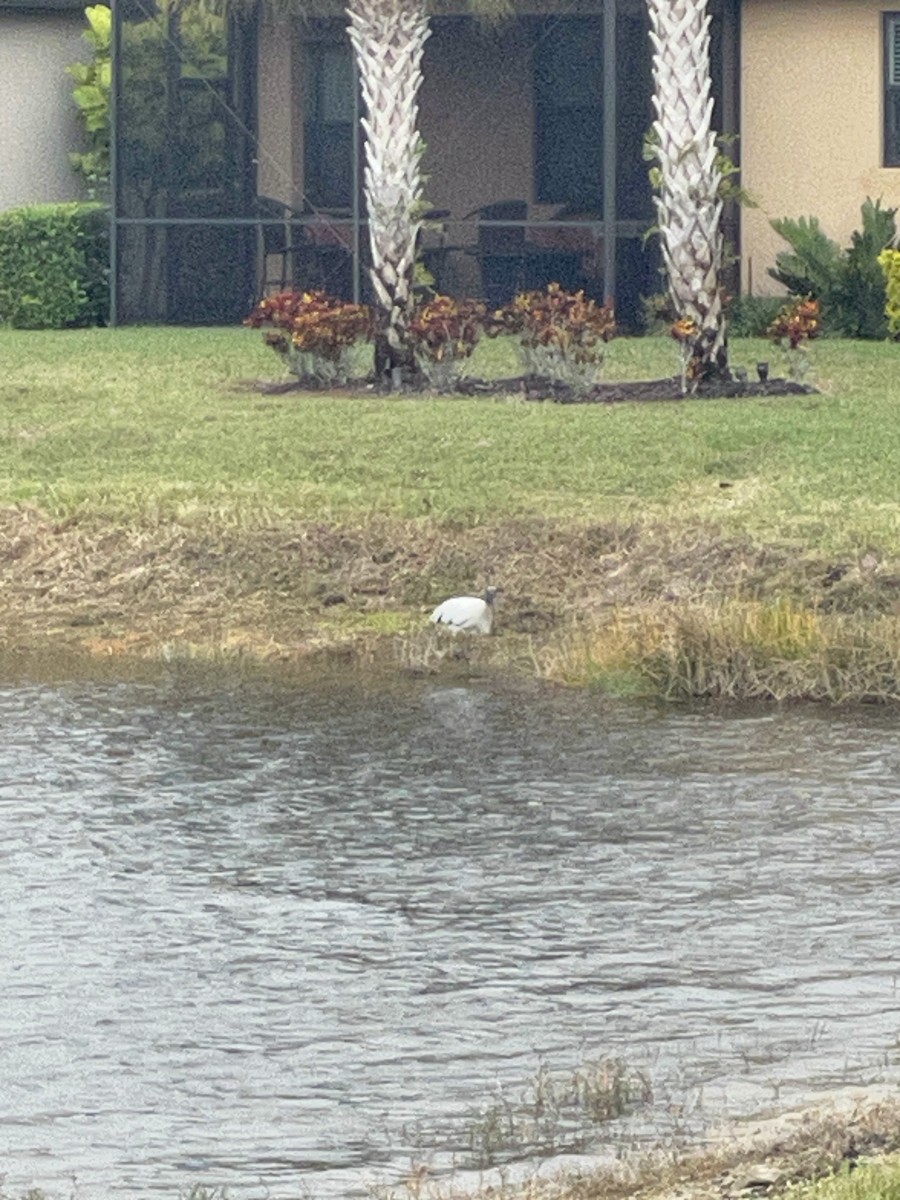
top-left (2, 665), bottom-right (900, 1199)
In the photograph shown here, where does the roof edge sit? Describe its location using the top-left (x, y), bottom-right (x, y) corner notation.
top-left (0, 0), bottom-right (85, 12)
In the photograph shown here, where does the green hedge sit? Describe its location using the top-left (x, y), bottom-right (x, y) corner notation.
top-left (0, 202), bottom-right (109, 329)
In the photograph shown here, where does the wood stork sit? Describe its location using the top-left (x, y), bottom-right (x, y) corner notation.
top-left (429, 586), bottom-right (498, 634)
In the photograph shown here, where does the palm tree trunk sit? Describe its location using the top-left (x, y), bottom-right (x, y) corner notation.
top-left (648, 0), bottom-right (729, 387)
top-left (346, 0), bottom-right (429, 387)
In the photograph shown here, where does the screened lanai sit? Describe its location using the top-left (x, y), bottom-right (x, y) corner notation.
top-left (110, 0), bottom-right (738, 327)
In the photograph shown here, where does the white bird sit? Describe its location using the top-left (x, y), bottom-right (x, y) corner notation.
top-left (429, 586), bottom-right (498, 635)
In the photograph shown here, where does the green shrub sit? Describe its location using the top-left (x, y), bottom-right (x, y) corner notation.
top-left (878, 248), bottom-right (900, 338)
top-left (769, 197), bottom-right (896, 338)
top-left (68, 4), bottom-right (111, 199)
top-left (0, 203), bottom-right (109, 328)
top-left (726, 293), bottom-right (784, 337)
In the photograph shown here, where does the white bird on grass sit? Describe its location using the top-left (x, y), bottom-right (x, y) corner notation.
top-left (430, 586), bottom-right (498, 635)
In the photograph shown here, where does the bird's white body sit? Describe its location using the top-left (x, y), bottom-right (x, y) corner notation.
top-left (430, 588), bottom-right (496, 635)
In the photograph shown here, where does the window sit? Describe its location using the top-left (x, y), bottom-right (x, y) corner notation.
top-left (532, 12), bottom-right (654, 216)
top-left (303, 39), bottom-right (356, 209)
top-left (534, 17), bottom-right (604, 207)
top-left (886, 13), bottom-right (900, 166)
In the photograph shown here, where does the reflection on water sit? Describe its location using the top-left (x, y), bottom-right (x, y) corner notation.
top-left (2, 668), bottom-right (900, 1198)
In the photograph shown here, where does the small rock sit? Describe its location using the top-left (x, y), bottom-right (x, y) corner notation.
top-left (732, 1162), bottom-right (784, 1192)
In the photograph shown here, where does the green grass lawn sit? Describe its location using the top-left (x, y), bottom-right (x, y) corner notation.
top-left (1, 326), bottom-right (898, 559)
top-left (786, 1158), bottom-right (900, 1200)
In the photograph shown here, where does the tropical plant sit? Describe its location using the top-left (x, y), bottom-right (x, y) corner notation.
top-left (767, 296), bottom-right (820, 381)
top-left (347, 0), bottom-right (430, 387)
top-left (407, 295), bottom-right (488, 389)
top-left (646, 0), bottom-right (729, 387)
top-left (489, 283), bottom-right (616, 394)
top-left (768, 215), bottom-right (842, 301)
top-left (878, 248), bottom-right (900, 339)
top-left (68, 4), bottom-right (112, 198)
top-left (245, 289), bottom-right (374, 384)
top-left (767, 296), bottom-right (820, 348)
top-left (835, 199), bottom-right (897, 338)
top-left (643, 128), bottom-right (756, 240)
top-left (725, 293), bottom-right (784, 338)
top-left (769, 198), bottom-right (897, 338)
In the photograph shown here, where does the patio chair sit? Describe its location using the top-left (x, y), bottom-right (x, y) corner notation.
top-left (466, 199), bottom-right (528, 306)
top-left (292, 206), bottom-right (355, 298)
top-left (256, 195), bottom-right (296, 295)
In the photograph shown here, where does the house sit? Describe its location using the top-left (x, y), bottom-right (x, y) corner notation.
top-left (740, 0), bottom-right (900, 294)
top-left (0, 0), bottom-right (87, 212)
top-left (109, 0), bottom-right (736, 325)
top-left (83, 0), bottom-right (900, 323)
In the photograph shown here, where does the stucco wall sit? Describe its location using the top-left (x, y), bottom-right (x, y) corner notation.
top-left (420, 20), bottom-right (535, 222)
top-left (256, 11), bottom-right (300, 206)
top-left (0, 12), bottom-right (86, 211)
top-left (741, 0), bottom-right (900, 294)
top-left (419, 19), bottom-right (536, 292)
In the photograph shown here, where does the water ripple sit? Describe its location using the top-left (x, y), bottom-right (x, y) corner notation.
top-left (2, 676), bottom-right (900, 1197)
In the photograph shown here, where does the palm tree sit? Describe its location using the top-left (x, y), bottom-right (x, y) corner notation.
top-left (347, 0), bottom-right (430, 386)
top-left (647, 0), bottom-right (729, 386)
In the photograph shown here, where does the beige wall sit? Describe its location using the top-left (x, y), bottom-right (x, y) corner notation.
top-left (256, 11), bottom-right (301, 206)
top-left (256, 17), bottom-right (538, 219)
top-left (420, 20), bottom-right (535, 222)
top-left (741, 0), bottom-right (900, 294)
top-left (419, 19), bottom-right (538, 292)
top-left (0, 13), bottom-right (86, 212)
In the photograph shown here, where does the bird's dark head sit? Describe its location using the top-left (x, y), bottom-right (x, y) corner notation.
top-left (484, 586), bottom-right (500, 605)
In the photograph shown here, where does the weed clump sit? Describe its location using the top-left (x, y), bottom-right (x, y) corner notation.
top-left (551, 600), bottom-right (900, 705)
top-left (465, 1058), bottom-right (652, 1169)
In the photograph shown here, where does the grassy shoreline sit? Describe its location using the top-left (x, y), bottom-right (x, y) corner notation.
top-left (6, 1090), bottom-right (900, 1200)
top-left (2, 327), bottom-right (900, 699)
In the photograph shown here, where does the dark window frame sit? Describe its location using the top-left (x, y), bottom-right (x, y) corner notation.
top-left (885, 12), bottom-right (900, 166)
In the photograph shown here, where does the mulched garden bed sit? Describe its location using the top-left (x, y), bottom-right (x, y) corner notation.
top-left (455, 373), bottom-right (818, 402)
top-left (254, 373), bottom-right (818, 402)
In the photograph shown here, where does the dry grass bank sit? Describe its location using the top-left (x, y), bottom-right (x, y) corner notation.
top-left (5, 504), bottom-right (900, 700)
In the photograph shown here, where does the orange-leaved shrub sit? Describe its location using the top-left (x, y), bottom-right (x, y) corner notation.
top-left (407, 295), bottom-right (488, 389)
top-left (489, 283), bottom-right (616, 394)
top-left (767, 296), bottom-right (820, 381)
top-left (246, 290), bottom-right (374, 384)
